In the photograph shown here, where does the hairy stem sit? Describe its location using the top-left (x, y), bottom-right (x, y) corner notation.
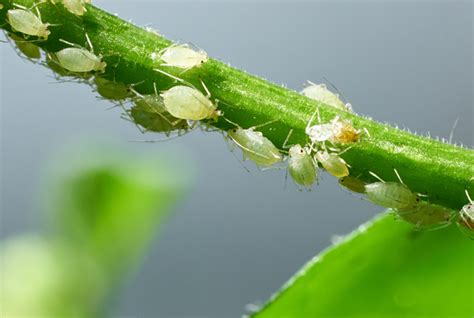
top-left (1, 0), bottom-right (473, 211)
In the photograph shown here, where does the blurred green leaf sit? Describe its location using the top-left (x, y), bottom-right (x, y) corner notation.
top-left (50, 145), bottom-right (191, 281)
top-left (253, 213), bottom-right (474, 318)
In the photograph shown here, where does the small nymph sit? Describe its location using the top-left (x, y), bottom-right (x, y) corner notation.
top-left (159, 44), bottom-right (208, 69)
top-left (301, 82), bottom-right (353, 112)
top-left (288, 144), bottom-right (318, 188)
top-left (62, 0), bottom-right (91, 16)
top-left (306, 114), bottom-right (360, 145)
top-left (94, 77), bottom-right (131, 101)
top-left (339, 176), bottom-right (366, 194)
top-left (7, 8), bottom-right (50, 40)
top-left (314, 149), bottom-right (349, 178)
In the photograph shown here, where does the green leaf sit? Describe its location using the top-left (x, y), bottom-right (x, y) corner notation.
top-left (49, 144), bottom-right (191, 282)
top-left (253, 213), bottom-right (474, 318)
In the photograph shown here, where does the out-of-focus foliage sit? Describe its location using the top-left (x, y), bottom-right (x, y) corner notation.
top-left (253, 214), bottom-right (474, 318)
top-left (0, 145), bottom-right (190, 317)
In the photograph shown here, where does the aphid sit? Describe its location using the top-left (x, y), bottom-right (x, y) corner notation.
top-left (8, 33), bottom-right (41, 59)
top-left (395, 200), bottom-right (455, 230)
top-left (61, 0), bottom-right (90, 16)
top-left (339, 176), bottom-right (366, 194)
top-left (365, 181), bottom-right (418, 209)
top-left (7, 9), bottom-right (50, 40)
top-left (94, 77), bottom-right (131, 100)
top-left (314, 149), bottom-right (349, 178)
top-left (457, 190), bottom-right (474, 239)
top-left (54, 47), bottom-right (106, 73)
top-left (227, 124), bottom-right (283, 168)
top-left (0, 4), bottom-right (4, 10)
top-left (159, 44), bottom-right (208, 69)
top-left (130, 94), bottom-right (189, 135)
top-left (306, 112), bottom-right (360, 146)
top-left (365, 170), bottom-right (419, 210)
top-left (301, 82), bottom-right (352, 112)
top-left (160, 83), bottom-right (219, 121)
top-left (288, 144), bottom-right (318, 188)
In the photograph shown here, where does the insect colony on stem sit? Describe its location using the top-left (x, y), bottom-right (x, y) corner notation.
top-left (3, 0), bottom-right (472, 238)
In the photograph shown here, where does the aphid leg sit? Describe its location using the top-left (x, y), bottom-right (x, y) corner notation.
top-left (369, 171), bottom-right (385, 183)
top-left (85, 33), bottom-right (94, 52)
top-left (282, 129), bottom-right (294, 149)
top-left (222, 135), bottom-right (251, 173)
top-left (200, 79), bottom-right (211, 98)
top-left (154, 68), bottom-right (190, 86)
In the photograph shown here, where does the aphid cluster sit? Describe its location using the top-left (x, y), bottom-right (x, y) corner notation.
top-left (4, 3), bottom-right (469, 239)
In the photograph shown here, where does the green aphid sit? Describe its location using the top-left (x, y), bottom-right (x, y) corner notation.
top-left (396, 201), bottom-right (455, 230)
top-left (288, 144), bottom-right (318, 188)
top-left (365, 182), bottom-right (418, 209)
top-left (339, 176), bottom-right (366, 194)
top-left (94, 77), bottom-right (132, 101)
top-left (130, 94), bottom-right (189, 135)
top-left (8, 33), bottom-right (41, 59)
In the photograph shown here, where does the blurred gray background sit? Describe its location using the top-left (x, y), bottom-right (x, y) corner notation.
top-left (1, 1), bottom-right (472, 317)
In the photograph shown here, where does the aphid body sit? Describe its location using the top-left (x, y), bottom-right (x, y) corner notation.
top-left (457, 191), bottom-right (474, 239)
top-left (227, 127), bottom-right (283, 167)
top-left (339, 176), bottom-right (366, 194)
top-left (131, 94), bottom-right (189, 135)
top-left (94, 77), bottom-right (131, 100)
top-left (7, 9), bottom-right (50, 40)
top-left (314, 150), bottom-right (349, 178)
top-left (160, 44), bottom-right (208, 69)
top-left (62, 0), bottom-right (90, 16)
top-left (396, 201), bottom-right (455, 230)
top-left (8, 33), bottom-right (41, 59)
top-left (160, 85), bottom-right (219, 121)
top-left (54, 47), bottom-right (106, 73)
top-left (301, 83), bottom-right (352, 112)
top-left (288, 144), bottom-right (317, 188)
top-left (365, 182), bottom-right (418, 209)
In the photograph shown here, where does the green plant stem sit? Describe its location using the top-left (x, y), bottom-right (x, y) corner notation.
top-left (1, 0), bottom-right (473, 211)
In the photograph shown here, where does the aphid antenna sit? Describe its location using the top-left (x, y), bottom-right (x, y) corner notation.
top-left (465, 190), bottom-right (473, 204)
top-left (281, 129), bottom-right (295, 149)
top-left (200, 79), bottom-right (211, 98)
top-left (59, 38), bottom-right (83, 49)
top-left (393, 168), bottom-right (405, 185)
top-left (12, 3), bottom-right (28, 10)
top-left (305, 107), bottom-right (322, 132)
top-left (448, 117), bottom-right (459, 144)
top-left (129, 134), bottom-right (184, 144)
top-left (222, 137), bottom-right (252, 173)
top-left (369, 171), bottom-right (385, 183)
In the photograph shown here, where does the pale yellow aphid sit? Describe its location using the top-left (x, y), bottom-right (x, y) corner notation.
top-left (61, 0), bottom-right (90, 16)
top-left (227, 126), bottom-right (283, 168)
top-left (159, 44), bottom-right (208, 69)
top-left (314, 150), bottom-right (349, 178)
top-left (8, 33), bottom-right (41, 59)
top-left (301, 82), bottom-right (352, 112)
top-left (54, 47), bottom-right (106, 73)
top-left (288, 144), bottom-right (318, 188)
top-left (160, 83), bottom-right (219, 121)
top-left (7, 9), bottom-right (50, 40)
